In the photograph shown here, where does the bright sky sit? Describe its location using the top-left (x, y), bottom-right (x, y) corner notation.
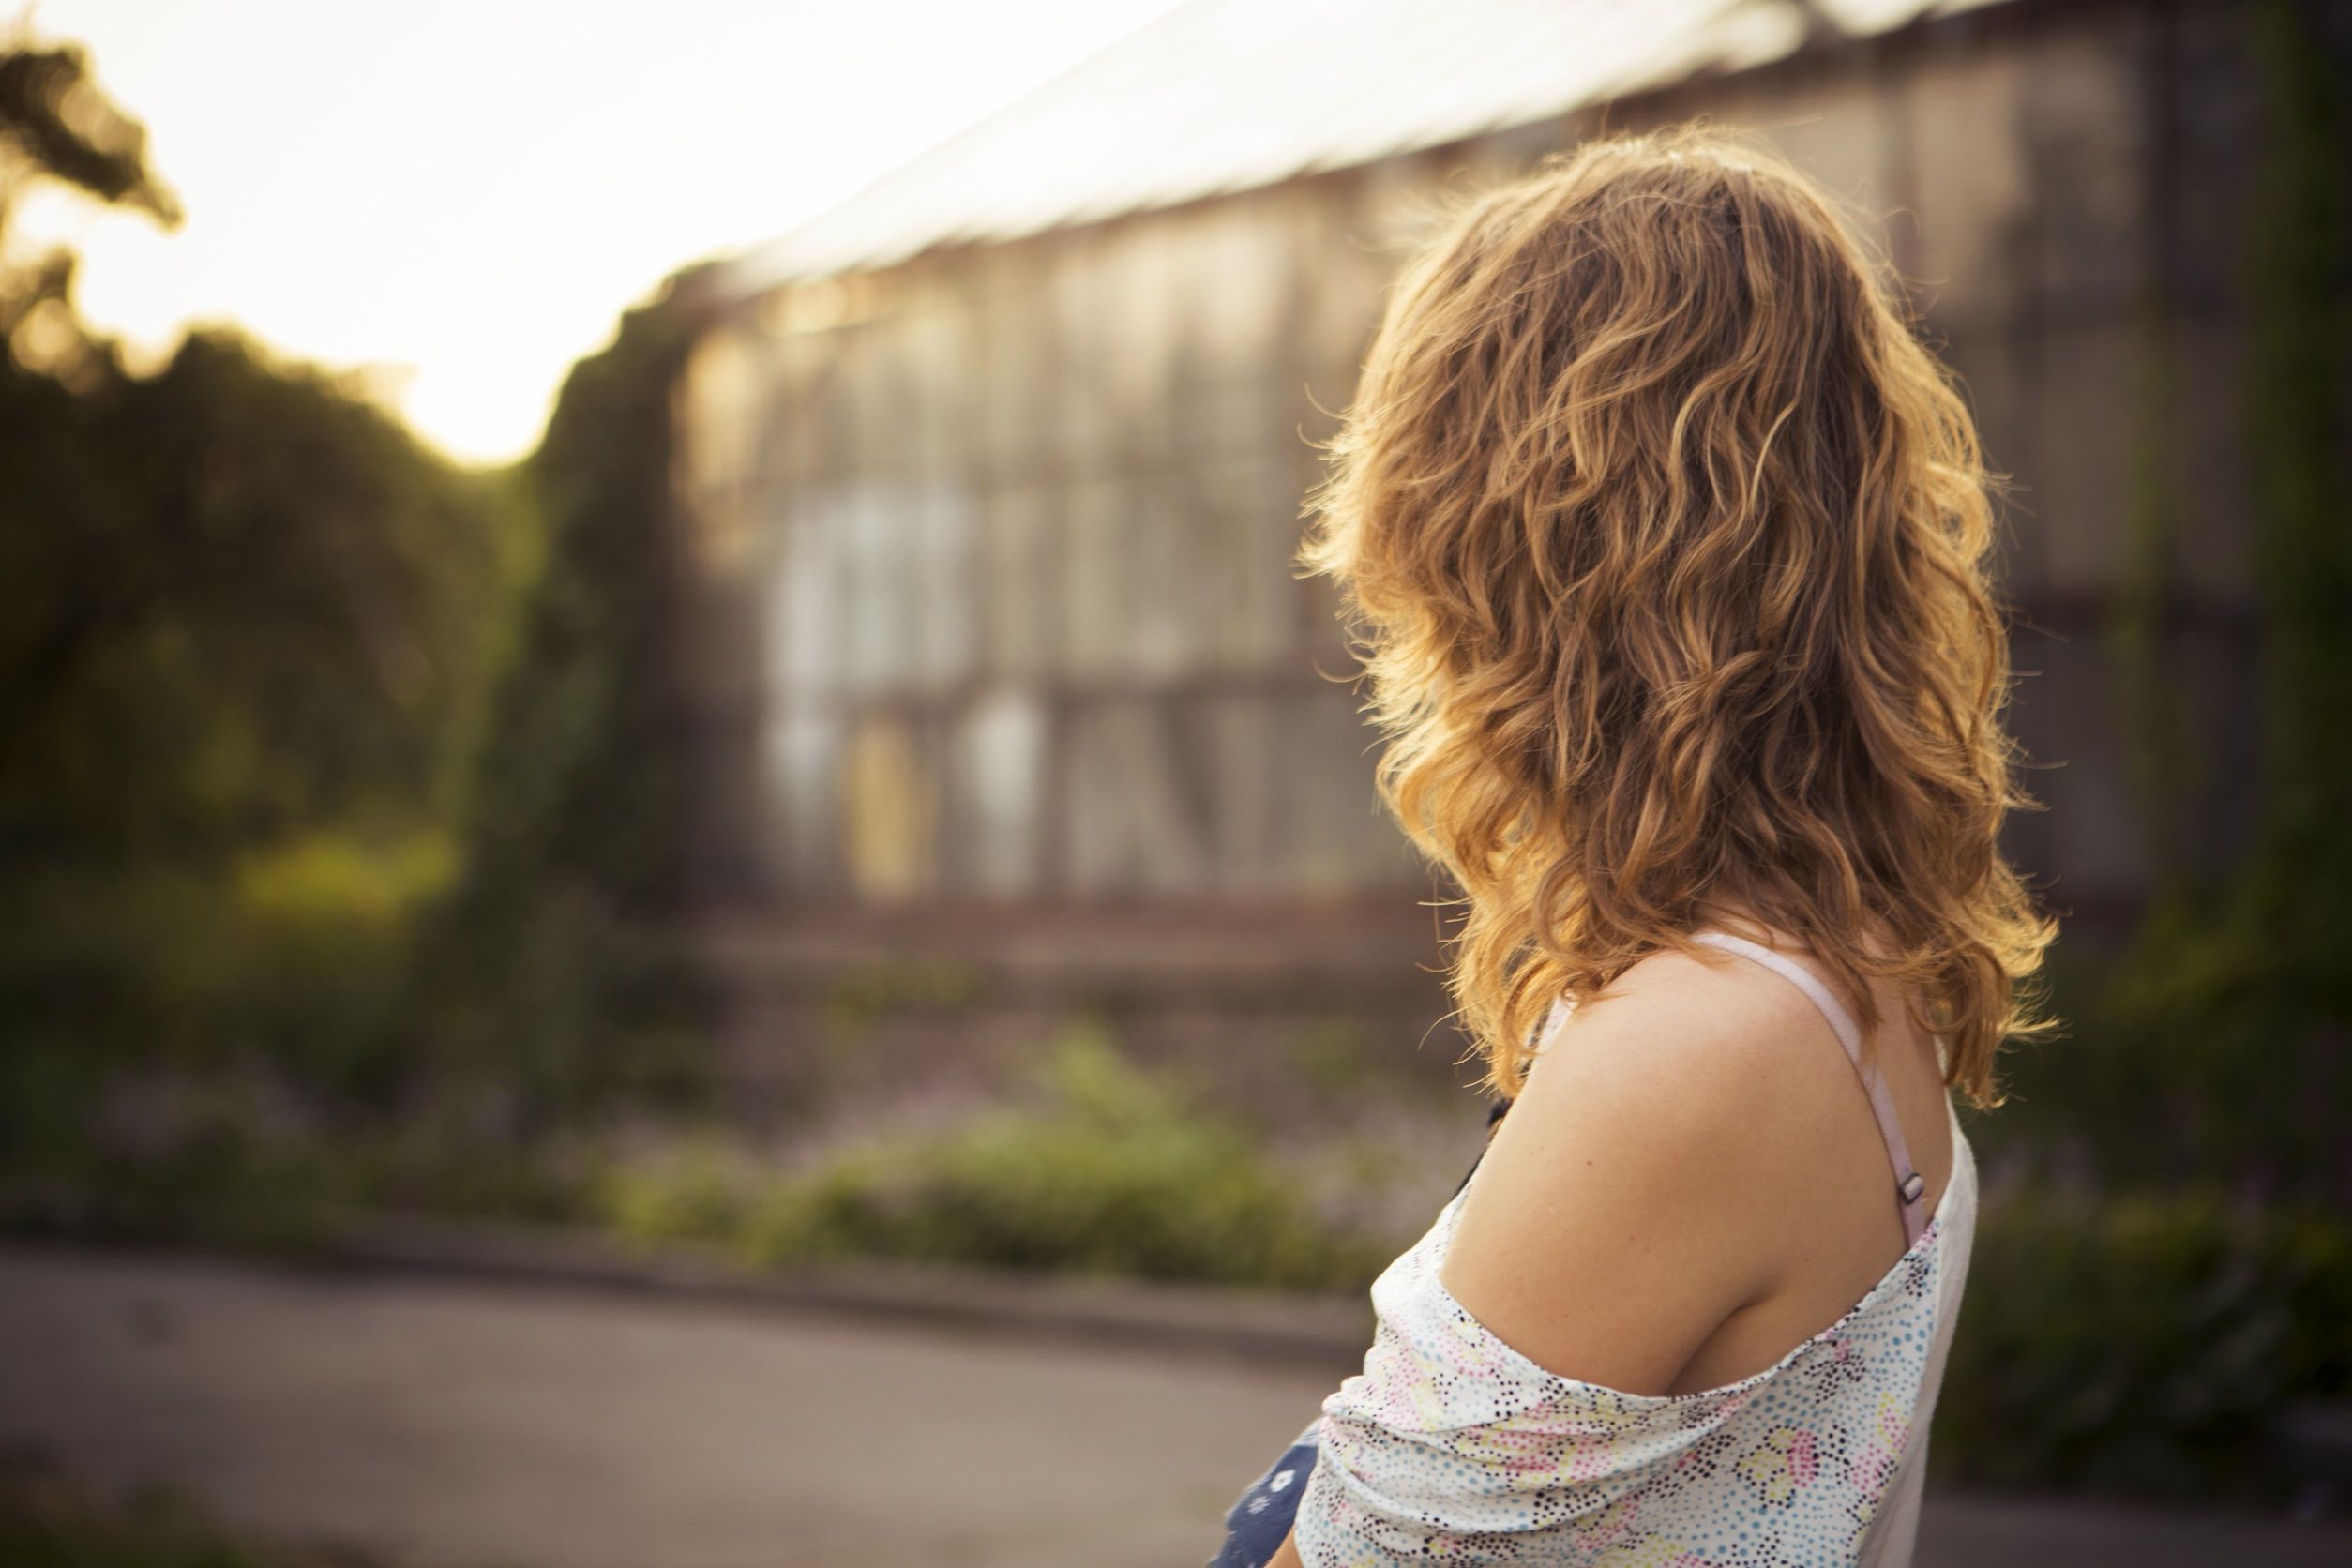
top-left (11, 0), bottom-right (1185, 466)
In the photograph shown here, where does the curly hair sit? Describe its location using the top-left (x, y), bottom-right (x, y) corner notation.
top-left (1296, 125), bottom-right (2061, 1109)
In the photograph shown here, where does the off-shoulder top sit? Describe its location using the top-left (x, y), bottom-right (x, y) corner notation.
top-left (1212, 928), bottom-right (1979, 1568)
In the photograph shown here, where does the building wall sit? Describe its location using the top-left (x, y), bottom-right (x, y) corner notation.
top-left (673, 171), bottom-right (1424, 917)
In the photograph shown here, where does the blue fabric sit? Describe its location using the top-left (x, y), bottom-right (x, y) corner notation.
top-left (1204, 1430), bottom-right (1320, 1568)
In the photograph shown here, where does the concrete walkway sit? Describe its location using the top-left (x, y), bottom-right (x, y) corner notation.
top-left (2, 1244), bottom-right (2344, 1568)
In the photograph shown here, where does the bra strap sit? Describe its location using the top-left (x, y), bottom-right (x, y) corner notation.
top-left (1686, 929), bottom-right (1929, 1246)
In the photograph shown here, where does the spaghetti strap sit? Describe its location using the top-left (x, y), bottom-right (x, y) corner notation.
top-left (1686, 929), bottom-right (1931, 1247)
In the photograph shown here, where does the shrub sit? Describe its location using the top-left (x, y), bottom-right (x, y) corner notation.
top-left (619, 1021), bottom-right (1394, 1292)
top-left (1937, 1184), bottom-right (2352, 1500)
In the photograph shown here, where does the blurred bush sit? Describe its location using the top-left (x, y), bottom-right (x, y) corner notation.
top-left (1939, 1187), bottom-right (2352, 1500)
top-left (0, 322), bottom-right (520, 1116)
top-left (409, 265), bottom-right (726, 1128)
top-left (610, 1020), bottom-right (1393, 1292)
top-left (1927, 3), bottom-right (2352, 1501)
top-left (2020, 0), bottom-right (2352, 1217)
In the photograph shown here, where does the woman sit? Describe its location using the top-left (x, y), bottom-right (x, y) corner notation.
top-left (1207, 126), bottom-right (2059, 1567)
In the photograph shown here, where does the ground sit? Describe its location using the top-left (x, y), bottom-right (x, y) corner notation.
top-left (1, 1244), bottom-right (2344, 1568)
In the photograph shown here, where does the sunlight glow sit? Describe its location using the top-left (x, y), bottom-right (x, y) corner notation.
top-left (12, 0), bottom-right (1184, 466)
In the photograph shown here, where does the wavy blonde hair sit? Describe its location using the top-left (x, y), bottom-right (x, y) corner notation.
top-left (1297, 125), bottom-right (2061, 1109)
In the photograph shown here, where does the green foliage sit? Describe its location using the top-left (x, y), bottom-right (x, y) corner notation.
top-left (3, 1018), bottom-right (1385, 1292)
top-left (609, 1022), bottom-right (1394, 1291)
top-left (0, 324), bottom-right (513, 1102)
top-left (2245, 0), bottom-right (2352, 876)
top-left (415, 267), bottom-right (725, 1123)
top-left (2084, 0), bottom-right (2352, 1210)
top-left (1964, 938), bottom-right (2346, 1208)
top-left (0, 333), bottom-right (503, 863)
top-left (1, 47), bottom-right (505, 867)
top-left (1937, 1186), bottom-right (2352, 1500)
top-left (0, 1032), bottom-right (598, 1249)
top-left (449, 272), bottom-right (715, 916)
top-left (0, 23), bottom-right (511, 1090)
top-left (2107, 294), bottom-right (2198, 883)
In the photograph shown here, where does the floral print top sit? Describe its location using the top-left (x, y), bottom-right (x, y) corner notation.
top-left (1282, 1096), bottom-right (1978, 1566)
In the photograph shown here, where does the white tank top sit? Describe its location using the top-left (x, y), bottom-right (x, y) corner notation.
top-left (1287, 930), bottom-right (1980, 1566)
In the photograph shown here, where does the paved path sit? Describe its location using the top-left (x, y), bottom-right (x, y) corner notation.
top-left (3, 1244), bottom-right (2345, 1568)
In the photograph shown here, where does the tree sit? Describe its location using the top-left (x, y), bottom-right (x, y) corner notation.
top-left (0, 19), bottom-right (506, 1102)
top-left (415, 264), bottom-right (724, 1120)
top-left (0, 12), bottom-right (182, 385)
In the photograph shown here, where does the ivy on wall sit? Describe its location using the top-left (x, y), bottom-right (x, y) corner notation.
top-left (414, 263), bottom-right (727, 1123)
top-left (2096, 0), bottom-right (2349, 1205)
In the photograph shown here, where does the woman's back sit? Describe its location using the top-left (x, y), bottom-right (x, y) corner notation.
top-left (1291, 927), bottom-right (1979, 1565)
top-left (1442, 918), bottom-right (1961, 1398)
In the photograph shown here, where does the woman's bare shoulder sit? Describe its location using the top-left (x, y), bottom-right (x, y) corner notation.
top-left (1433, 945), bottom-right (1845, 1394)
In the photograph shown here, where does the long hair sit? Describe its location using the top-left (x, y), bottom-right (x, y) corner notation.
top-left (1296, 125), bottom-right (2061, 1108)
